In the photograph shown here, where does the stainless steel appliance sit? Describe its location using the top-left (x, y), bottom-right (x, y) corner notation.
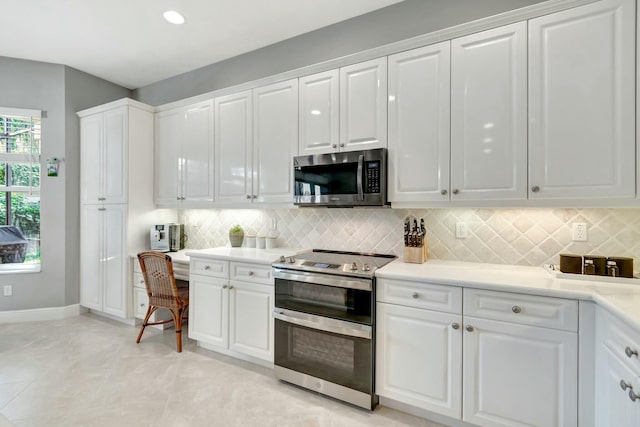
top-left (272, 249), bottom-right (396, 409)
top-left (150, 224), bottom-right (169, 252)
top-left (168, 223), bottom-right (185, 252)
top-left (293, 148), bottom-right (388, 207)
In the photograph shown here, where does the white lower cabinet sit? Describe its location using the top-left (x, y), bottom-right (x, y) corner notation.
top-left (595, 307), bottom-right (640, 426)
top-left (188, 258), bottom-right (274, 363)
top-left (377, 280), bottom-right (579, 427)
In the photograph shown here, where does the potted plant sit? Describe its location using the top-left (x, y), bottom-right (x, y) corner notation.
top-left (229, 224), bottom-right (245, 247)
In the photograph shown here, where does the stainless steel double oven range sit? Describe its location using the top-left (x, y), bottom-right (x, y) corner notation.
top-left (272, 249), bottom-right (396, 409)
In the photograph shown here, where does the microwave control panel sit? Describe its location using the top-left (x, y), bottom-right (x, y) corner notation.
top-left (365, 161), bottom-right (381, 194)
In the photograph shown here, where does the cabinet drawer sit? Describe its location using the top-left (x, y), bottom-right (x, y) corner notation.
top-left (133, 287), bottom-right (149, 319)
top-left (132, 272), bottom-right (146, 289)
top-left (190, 257), bottom-right (228, 278)
top-left (230, 262), bottom-right (273, 285)
top-left (464, 289), bottom-right (578, 332)
top-left (598, 308), bottom-right (640, 375)
top-left (377, 278), bottom-right (462, 314)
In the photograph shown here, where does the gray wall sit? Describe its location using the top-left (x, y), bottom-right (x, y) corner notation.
top-left (134, 0), bottom-right (545, 105)
top-left (0, 56), bottom-right (130, 311)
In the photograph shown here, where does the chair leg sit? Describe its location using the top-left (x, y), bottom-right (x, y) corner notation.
top-left (169, 308), bottom-right (184, 353)
top-left (136, 305), bottom-right (157, 344)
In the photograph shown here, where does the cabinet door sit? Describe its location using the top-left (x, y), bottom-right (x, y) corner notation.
top-left (376, 303), bottom-right (462, 419)
top-left (388, 42), bottom-right (451, 202)
top-left (215, 91), bottom-right (253, 204)
top-left (80, 114), bottom-right (103, 204)
top-left (188, 275), bottom-right (228, 348)
top-left (154, 108), bottom-right (182, 205)
top-left (102, 107), bottom-right (127, 204)
top-left (102, 204), bottom-right (127, 318)
top-left (529, 0), bottom-right (635, 199)
top-left (228, 281), bottom-right (274, 361)
top-left (80, 205), bottom-right (102, 310)
top-left (595, 347), bottom-right (640, 427)
top-left (183, 101), bottom-right (214, 203)
top-left (253, 79), bottom-right (298, 203)
top-left (451, 22), bottom-right (527, 201)
top-left (340, 57), bottom-right (387, 151)
top-left (299, 70), bottom-right (339, 155)
top-left (463, 316), bottom-right (578, 427)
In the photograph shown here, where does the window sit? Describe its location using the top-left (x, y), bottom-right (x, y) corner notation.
top-left (0, 108), bottom-right (40, 271)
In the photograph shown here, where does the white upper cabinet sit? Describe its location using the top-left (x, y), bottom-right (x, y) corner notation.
top-left (340, 57), bottom-right (388, 152)
top-left (299, 70), bottom-right (339, 155)
top-left (529, 0), bottom-right (635, 199)
top-left (80, 107), bottom-right (127, 204)
top-left (154, 100), bottom-right (214, 206)
top-left (451, 22), bottom-right (527, 201)
top-left (388, 41), bottom-right (451, 202)
top-left (253, 79), bottom-right (298, 204)
top-left (214, 80), bottom-right (297, 205)
top-left (215, 90), bottom-right (253, 204)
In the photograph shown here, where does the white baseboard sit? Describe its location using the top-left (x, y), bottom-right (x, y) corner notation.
top-left (0, 304), bottom-right (86, 324)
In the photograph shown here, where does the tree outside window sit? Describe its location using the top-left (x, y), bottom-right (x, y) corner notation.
top-left (0, 109), bottom-right (41, 266)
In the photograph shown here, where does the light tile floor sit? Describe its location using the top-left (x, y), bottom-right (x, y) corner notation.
top-left (0, 314), bottom-right (446, 427)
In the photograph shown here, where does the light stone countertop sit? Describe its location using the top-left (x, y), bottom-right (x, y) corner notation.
top-left (130, 250), bottom-right (190, 264)
top-left (185, 246), bottom-right (307, 265)
top-left (376, 259), bottom-right (640, 332)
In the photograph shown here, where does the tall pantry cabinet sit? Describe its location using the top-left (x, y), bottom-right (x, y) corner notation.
top-left (78, 98), bottom-right (160, 319)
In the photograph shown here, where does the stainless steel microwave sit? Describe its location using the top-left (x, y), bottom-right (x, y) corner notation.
top-left (293, 148), bottom-right (388, 207)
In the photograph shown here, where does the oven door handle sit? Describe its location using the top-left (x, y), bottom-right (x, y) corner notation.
top-left (273, 309), bottom-right (372, 340)
top-left (273, 269), bottom-right (372, 291)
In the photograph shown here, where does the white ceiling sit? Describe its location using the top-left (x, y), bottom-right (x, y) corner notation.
top-left (0, 0), bottom-right (403, 89)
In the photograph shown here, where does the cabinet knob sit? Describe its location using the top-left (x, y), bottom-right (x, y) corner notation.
top-left (98, 207), bottom-right (106, 211)
top-left (140, 303), bottom-right (145, 307)
top-left (229, 286), bottom-right (234, 290)
top-left (246, 195), bottom-right (252, 199)
top-left (339, 143), bottom-right (345, 148)
top-left (411, 292), bottom-right (419, 299)
top-left (465, 325), bottom-right (474, 332)
top-left (139, 280), bottom-right (144, 285)
top-left (248, 271), bottom-right (254, 276)
top-left (177, 197), bottom-right (181, 201)
top-left (512, 306), bottom-right (522, 314)
top-left (252, 195), bottom-right (257, 199)
top-left (452, 189), bottom-right (459, 195)
top-left (625, 346), bottom-right (639, 358)
top-left (630, 390), bottom-right (640, 402)
top-left (620, 379), bottom-right (633, 391)
top-left (204, 265), bottom-right (210, 270)
top-left (451, 323), bottom-right (460, 330)
top-left (440, 189), bottom-right (447, 196)
top-left (222, 285), bottom-right (228, 289)
top-left (531, 185), bottom-right (540, 193)
top-left (332, 144), bottom-right (337, 149)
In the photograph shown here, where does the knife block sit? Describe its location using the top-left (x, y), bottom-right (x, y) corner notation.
top-left (404, 241), bottom-right (427, 264)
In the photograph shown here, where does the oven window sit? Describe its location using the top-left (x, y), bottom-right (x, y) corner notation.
top-left (275, 320), bottom-right (372, 394)
top-left (275, 279), bottom-right (372, 324)
top-left (294, 163), bottom-right (358, 196)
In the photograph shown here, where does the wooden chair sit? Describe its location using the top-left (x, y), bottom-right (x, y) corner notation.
top-left (136, 251), bottom-right (189, 352)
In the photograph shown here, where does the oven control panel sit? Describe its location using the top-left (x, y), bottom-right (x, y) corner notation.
top-left (302, 261), bottom-right (340, 269)
top-left (365, 161), bottom-right (381, 194)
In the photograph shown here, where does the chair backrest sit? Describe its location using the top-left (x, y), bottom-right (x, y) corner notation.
top-left (137, 251), bottom-right (181, 308)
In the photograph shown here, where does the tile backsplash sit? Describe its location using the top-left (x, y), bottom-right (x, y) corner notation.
top-left (180, 208), bottom-right (640, 267)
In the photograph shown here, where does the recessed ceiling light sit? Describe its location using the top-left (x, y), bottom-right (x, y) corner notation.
top-left (163, 10), bottom-right (185, 25)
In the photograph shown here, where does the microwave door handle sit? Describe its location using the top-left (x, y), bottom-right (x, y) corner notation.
top-left (357, 154), bottom-right (364, 201)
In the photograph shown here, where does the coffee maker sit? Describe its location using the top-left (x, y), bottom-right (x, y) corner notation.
top-left (150, 224), bottom-right (170, 252)
top-left (168, 224), bottom-right (185, 252)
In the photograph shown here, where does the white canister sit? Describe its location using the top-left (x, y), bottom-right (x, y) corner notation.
top-left (245, 235), bottom-right (256, 248)
top-left (256, 236), bottom-right (266, 249)
top-left (266, 237), bottom-right (277, 250)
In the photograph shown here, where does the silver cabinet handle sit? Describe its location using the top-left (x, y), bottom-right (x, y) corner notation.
top-left (248, 271), bottom-right (254, 276)
top-left (630, 390), bottom-right (640, 402)
top-left (625, 347), bottom-right (639, 358)
top-left (620, 380), bottom-right (633, 391)
top-left (339, 143), bottom-right (345, 148)
top-left (466, 325), bottom-right (474, 332)
top-left (177, 197), bottom-right (181, 201)
top-left (229, 286), bottom-right (234, 290)
top-left (451, 323), bottom-right (460, 330)
top-left (332, 144), bottom-right (337, 149)
top-left (411, 292), bottom-right (419, 299)
top-left (139, 280), bottom-right (144, 285)
top-left (252, 195), bottom-right (257, 199)
top-left (246, 195), bottom-right (252, 199)
top-left (204, 265), bottom-right (210, 270)
top-left (512, 306), bottom-right (522, 314)
top-left (531, 186), bottom-right (540, 193)
top-left (452, 189), bottom-right (459, 195)
top-left (222, 285), bottom-right (228, 289)
top-left (440, 189), bottom-right (447, 195)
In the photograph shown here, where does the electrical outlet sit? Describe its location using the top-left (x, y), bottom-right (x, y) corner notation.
top-left (455, 222), bottom-right (468, 239)
top-left (572, 223), bottom-right (588, 242)
top-left (3, 285), bottom-right (12, 297)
